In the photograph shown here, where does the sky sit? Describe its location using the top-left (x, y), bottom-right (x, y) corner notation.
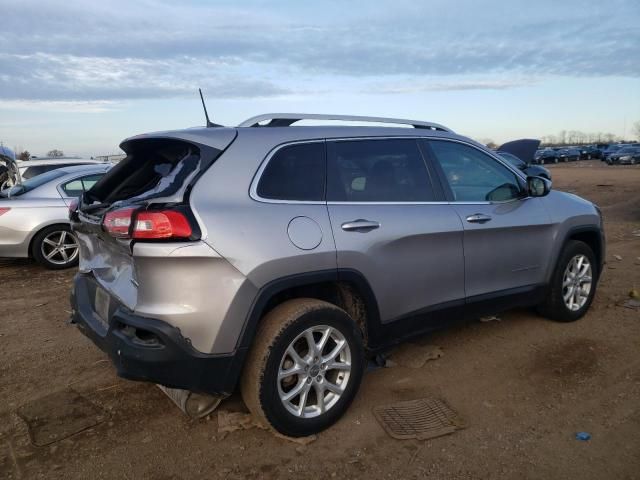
top-left (1, 0), bottom-right (639, 157)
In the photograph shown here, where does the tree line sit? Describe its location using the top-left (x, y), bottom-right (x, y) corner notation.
top-left (12, 148), bottom-right (65, 160)
top-left (482, 121), bottom-right (640, 149)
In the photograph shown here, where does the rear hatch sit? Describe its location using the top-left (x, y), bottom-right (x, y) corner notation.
top-left (71, 128), bottom-right (236, 310)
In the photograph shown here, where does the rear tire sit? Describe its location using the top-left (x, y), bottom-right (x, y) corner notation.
top-left (241, 299), bottom-right (365, 437)
top-left (31, 225), bottom-right (79, 270)
top-left (537, 240), bottom-right (597, 322)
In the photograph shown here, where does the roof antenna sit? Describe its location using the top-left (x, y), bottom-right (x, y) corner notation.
top-left (198, 88), bottom-right (221, 128)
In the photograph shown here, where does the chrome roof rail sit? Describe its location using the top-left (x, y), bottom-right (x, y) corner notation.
top-left (237, 113), bottom-right (452, 132)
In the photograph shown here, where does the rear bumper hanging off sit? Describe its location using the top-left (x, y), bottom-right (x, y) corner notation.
top-left (70, 273), bottom-right (245, 396)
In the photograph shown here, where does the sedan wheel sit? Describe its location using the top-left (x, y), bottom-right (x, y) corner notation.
top-left (32, 226), bottom-right (80, 269)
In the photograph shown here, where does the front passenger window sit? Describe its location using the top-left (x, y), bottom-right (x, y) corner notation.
top-left (429, 141), bottom-right (522, 202)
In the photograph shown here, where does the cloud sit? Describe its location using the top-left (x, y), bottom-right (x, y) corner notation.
top-left (0, 99), bottom-right (120, 113)
top-left (0, 0), bottom-right (638, 102)
top-left (363, 78), bottom-right (535, 94)
top-left (0, 53), bottom-right (289, 101)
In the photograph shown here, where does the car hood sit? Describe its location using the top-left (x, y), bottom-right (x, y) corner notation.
top-left (498, 139), bottom-right (541, 163)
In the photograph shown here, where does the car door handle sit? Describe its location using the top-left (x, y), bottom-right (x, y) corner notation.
top-left (341, 219), bottom-right (381, 232)
top-left (466, 213), bottom-right (492, 224)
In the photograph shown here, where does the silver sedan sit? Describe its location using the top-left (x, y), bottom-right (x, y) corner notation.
top-left (0, 164), bottom-right (110, 269)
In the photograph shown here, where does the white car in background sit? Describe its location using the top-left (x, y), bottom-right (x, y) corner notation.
top-left (18, 158), bottom-right (108, 179)
top-left (0, 158), bottom-right (108, 189)
top-left (0, 164), bottom-right (110, 269)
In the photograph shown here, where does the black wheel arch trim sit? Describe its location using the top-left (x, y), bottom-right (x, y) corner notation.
top-left (555, 225), bottom-right (605, 282)
top-left (236, 269), bottom-right (382, 352)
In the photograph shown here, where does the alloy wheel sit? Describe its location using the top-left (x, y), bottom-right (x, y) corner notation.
top-left (277, 325), bottom-right (351, 418)
top-left (562, 254), bottom-right (592, 311)
top-left (40, 230), bottom-right (79, 266)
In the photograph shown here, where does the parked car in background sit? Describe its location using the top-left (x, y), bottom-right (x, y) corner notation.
top-left (556, 147), bottom-right (580, 162)
top-left (0, 146), bottom-right (17, 188)
top-left (607, 145), bottom-right (640, 165)
top-left (0, 158), bottom-right (107, 189)
top-left (496, 139), bottom-right (551, 180)
top-left (533, 149), bottom-right (558, 165)
top-left (497, 152), bottom-right (552, 180)
top-left (70, 113), bottom-right (604, 437)
top-left (0, 164), bottom-right (110, 269)
top-left (579, 145), bottom-right (602, 160)
top-left (19, 158), bottom-right (106, 180)
top-left (602, 144), bottom-right (624, 162)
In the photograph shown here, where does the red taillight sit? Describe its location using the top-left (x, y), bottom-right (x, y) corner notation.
top-left (103, 207), bottom-right (136, 238)
top-left (0, 207), bottom-right (10, 217)
top-left (133, 210), bottom-right (192, 239)
top-left (102, 207), bottom-right (192, 240)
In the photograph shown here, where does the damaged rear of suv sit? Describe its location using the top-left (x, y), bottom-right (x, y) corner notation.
top-left (70, 114), bottom-right (605, 437)
top-left (70, 129), bottom-right (245, 397)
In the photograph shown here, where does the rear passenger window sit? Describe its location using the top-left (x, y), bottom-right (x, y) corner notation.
top-left (80, 174), bottom-right (103, 191)
top-left (61, 179), bottom-right (84, 196)
top-left (257, 142), bottom-right (325, 201)
top-left (21, 165), bottom-right (51, 179)
top-left (61, 174), bottom-right (105, 197)
top-left (327, 139), bottom-right (434, 202)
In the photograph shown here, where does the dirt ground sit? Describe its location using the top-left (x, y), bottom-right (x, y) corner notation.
top-left (1, 160), bottom-right (639, 480)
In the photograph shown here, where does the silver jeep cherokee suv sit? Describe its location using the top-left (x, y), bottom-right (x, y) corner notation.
top-left (70, 113), bottom-right (604, 437)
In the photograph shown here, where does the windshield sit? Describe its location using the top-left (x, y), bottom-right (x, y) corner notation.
top-left (606, 145), bottom-right (622, 151)
top-left (0, 168), bottom-right (67, 197)
top-left (618, 147), bottom-right (639, 154)
top-left (498, 152), bottom-right (525, 167)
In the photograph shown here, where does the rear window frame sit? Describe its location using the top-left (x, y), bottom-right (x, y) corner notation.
top-left (58, 172), bottom-right (105, 198)
top-left (250, 140), bottom-right (327, 204)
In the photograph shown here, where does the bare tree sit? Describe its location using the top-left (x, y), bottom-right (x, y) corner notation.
top-left (479, 138), bottom-right (497, 149)
top-left (632, 121), bottom-right (640, 141)
top-left (17, 150), bottom-right (30, 161)
top-left (46, 149), bottom-right (64, 158)
top-left (558, 130), bottom-right (567, 145)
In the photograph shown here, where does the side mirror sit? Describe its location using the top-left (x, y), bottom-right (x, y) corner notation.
top-left (527, 176), bottom-right (551, 197)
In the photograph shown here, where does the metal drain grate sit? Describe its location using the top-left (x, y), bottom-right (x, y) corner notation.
top-left (373, 397), bottom-right (464, 440)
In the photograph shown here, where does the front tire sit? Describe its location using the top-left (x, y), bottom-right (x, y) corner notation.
top-left (241, 299), bottom-right (365, 437)
top-left (537, 240), bottom-right (597, 322)
top-left (31, 225), bottom-right (79, 270)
